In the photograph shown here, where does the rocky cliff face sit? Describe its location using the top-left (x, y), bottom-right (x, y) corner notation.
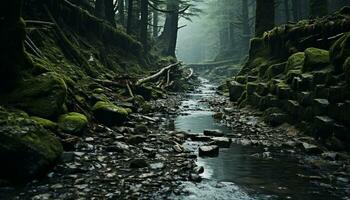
top-left (228, 7), bottom-right (350, 151)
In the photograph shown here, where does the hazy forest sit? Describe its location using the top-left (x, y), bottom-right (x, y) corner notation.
top-left (1, 0), bottom-right (350, 199)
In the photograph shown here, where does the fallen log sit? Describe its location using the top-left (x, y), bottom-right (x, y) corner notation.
top-left (136, 62), bottom-right (180, 86)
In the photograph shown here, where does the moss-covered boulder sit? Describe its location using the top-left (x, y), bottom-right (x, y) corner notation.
top-left (30, 116), bottom-right (57, 130)
top-left (0, 107), bottom-right (63, 181)
top-left (285, 52), bottom-right (305, 72)
top-left (330, 33), bottom-right (350, 73)
top-left (303, 48), bottom-right (330, 72)
top-left (4, 72), bottom-right (67, 118)
top-left (58, 112), bottom-right (88, 135)
top-left (92, 101), bottom-right (128, 125)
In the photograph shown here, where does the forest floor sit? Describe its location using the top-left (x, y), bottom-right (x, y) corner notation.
top-left (1, 78), bottom-right (350, 200)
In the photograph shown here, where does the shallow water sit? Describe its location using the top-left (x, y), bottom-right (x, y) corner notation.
top-left (170, 78), bottom-right (343, 200)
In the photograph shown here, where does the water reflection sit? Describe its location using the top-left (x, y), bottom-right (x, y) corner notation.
top-left (171, 78), bottom-right (342, 200)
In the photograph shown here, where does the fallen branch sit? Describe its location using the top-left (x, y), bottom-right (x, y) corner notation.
top-left (92, 78), bottom-right (125, 87)
top-left (136, 62), bottom-right (180, 86)
top-left (126, 80), bottom-right (134, 98)
top-left (25, 20), bottom-right (55, 26)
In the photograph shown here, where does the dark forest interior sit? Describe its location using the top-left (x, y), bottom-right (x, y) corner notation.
top-left (1, 0), bottom-right (350, 199)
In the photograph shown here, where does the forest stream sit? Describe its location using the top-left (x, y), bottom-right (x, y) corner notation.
top-left (167, 78), bottom-right (347, 200)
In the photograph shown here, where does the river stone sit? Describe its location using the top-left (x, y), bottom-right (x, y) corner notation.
top-left (198, 145), bottom-right (219, 157)
top-left (0, 107), bottom-right (63, 181)
top-left (58, 112), bottom-right (88, 135)
top-left (210, 137), bottom-right (232, 148)
top-left (203, 129), bottom-right (224, 137)
top-left (129, 159), bottom-right (148, 168)
top-left (300, 142), bottom-right (323, 155)
top-left (127, 135), bottom-right (147, 144)
top-left (3, 72), bottom-right (67, 118)
top-left (92, 101), bottom-right (128, 125)
top-left (313, 116), bottom-right (334, 138)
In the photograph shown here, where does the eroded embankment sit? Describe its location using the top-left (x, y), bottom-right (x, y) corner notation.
top-left (228, 7), bottom-right (350, 151)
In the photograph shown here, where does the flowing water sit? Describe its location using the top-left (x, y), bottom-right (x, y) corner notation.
top-left (169, 78), bottom-right (343, 200)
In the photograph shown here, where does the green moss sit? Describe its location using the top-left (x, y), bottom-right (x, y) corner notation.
top-left (30, 116), bottom-right (57, 130)
top-left (303, 48), bottom-right (330, 72)
top-left (4, 72), bottom-right (67, 118)
top-left (0, 107), bottom-right (63, 180)
top-left (92, 101), bottom-right (128, 125)
top-left (58, 112), bottom-right (88, 135)
top-left (286, 52), bottom-right (305, 72)
top-left (286, 69), bottom-right (302, 83)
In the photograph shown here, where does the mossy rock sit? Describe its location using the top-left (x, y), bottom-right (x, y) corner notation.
top-left (30, 116), bottom-right (57, 130)
top-left (92, 101), bottom-right (128, 125)
top-left (265, 62), bottom-right (286, 79)
top-left (4, 72), bottom-right (67, 118)
top-left (330, 33), bottom-right (350, 73)
top-left (286, 69), bottom-right (302, 83)
top-left (0, 107), bottom-right (63, 181)
top-left (263, 107), bottom-right (289, 126)
top-left (58, 112), bottom-right (88, 135)
top-left (285, 52), bottom-right (305, 72)
top-left (343, 57), bottom-right (350, 83)
top-left (303, 48), bottom-right (330, 72)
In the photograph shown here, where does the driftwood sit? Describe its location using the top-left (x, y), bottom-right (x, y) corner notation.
top-left (136, 62), bottom-right (180, 86)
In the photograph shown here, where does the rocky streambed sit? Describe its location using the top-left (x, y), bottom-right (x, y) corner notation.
top-left (1, 78), bottom-right (350, 200)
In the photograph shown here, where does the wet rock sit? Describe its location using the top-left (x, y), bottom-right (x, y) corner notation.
top-left (150, 162), bottom-right (165, 170)
top-left (189, 135), bottom-right (211, 142)
top-left (134, 124), bottom-right (148, 134)
top-left (321, 152), bottom-right (338, 161)
top-left (127, 135), bottom-right (147, 145)
top-left (213, 112), bottom-right (224, 119)
top-left (313, 116), bottom-right (334, 138)
top-left (210, 137), bottom-right (232, 148)
top-left (130, 159), bottom-right (148, 168)
top-left (263, 107), bottom-right (289, 126)
top-left (189, 173), bottom-right (202, 182)
top-left (198, 145), bottom-right (219, 157)
top-left (300, 142), bottom-right (323, 154)
top-left (58, 112), bottom-right (88, 135)
top-left (193, 166), bottom-right (204, 174)
top-left (92, 101), bottom-right (129, 126)
top-left (173, 144), bottom-right (184, 153)
top-left (203, 129), bottom-right (224, 137)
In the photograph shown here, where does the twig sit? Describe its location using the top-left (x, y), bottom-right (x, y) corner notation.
top-left (136, 62), bottom-right (180, 86)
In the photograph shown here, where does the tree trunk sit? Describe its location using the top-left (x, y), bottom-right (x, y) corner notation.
top-left (153, 2), bottom-right (159, 38)
top-left (242, 0), bottom-right (251, 53)
top-left (104, 0), bottom-right (116, 26)
top-left (255, 0), bottom-right (275, 37)
top-left (118, 0), bottom-right (125, 26)
top-left (284, 0), bottom-right (290, 22)
top-left (140, 0), bottom-right (148, 52)
top-left (291, 0), bottom-right (301, 21)
top-left (0, 0), bottom-right (26, 92)
top-left (310, 0), bottom-right (328, 18)
top-left (126, 0), bottom-right (133, 34)
top-left (95, 0), bottom-right (105, 19)
top-left (166, 0), bottom-right (180, 57)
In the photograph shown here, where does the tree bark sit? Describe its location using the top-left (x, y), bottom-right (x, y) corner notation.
top-left (126, 0), bottom-right (133, 34)
top-left (104, 0), bottom-right (116, 26)
top-left (242, 0), bottom-right (251, 53)
top-left (310, 0), bottom-right (328, 18)
top-left (284, 0), bottom-right (290, 22)
top-left (255, 0), bottom-right (275, 37)
top-left (0, 0), bottom-right (26, 92)
top-left (140, 0), bottom-right (148, 52)
top-left (166, 0), bottom-right (180, 57)
top-left (153, 2), bottom-right (159, 38)
top-left (291, 0), bottom-right (301, 21)
top-left (95, 0), bottom-right (106, 19)
top-left (118, 0), bottom-right (125, 26)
